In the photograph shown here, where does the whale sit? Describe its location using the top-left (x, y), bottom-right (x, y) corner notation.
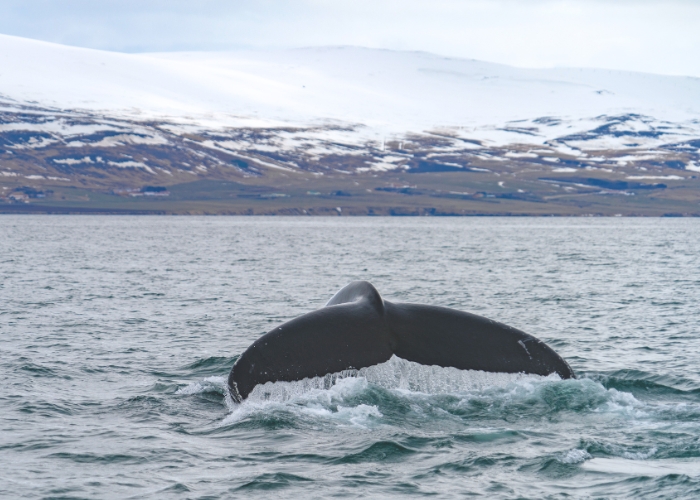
top-left (228, 281), bottom-right (574, 402)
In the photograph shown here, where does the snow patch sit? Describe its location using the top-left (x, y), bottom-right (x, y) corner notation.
top-left (54, 156), bottom-right (94, 165)
top-left (627, 175), bottom-right (684, 180)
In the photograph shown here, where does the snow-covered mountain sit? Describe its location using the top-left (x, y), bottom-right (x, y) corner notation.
top-left (1, 34), bottom-right (699, 214)
top-left (2, 33), bottom-right (700, 130)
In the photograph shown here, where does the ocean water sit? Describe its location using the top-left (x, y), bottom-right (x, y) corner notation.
top-left (1, 216), bottom-right (699, 499)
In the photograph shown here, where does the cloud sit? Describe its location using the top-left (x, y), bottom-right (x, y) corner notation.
top-left (0, 0), bottom-right (698, 76)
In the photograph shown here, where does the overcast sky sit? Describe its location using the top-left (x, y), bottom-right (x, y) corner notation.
top-left (2, 0), bottom-right (699, 77)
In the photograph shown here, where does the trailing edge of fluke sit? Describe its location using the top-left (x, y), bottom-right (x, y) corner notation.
top-left (228, 281), bottom-right (575, 402)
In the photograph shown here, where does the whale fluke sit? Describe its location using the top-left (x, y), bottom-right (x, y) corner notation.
top-left (228, 281), bottom-right (574, 402)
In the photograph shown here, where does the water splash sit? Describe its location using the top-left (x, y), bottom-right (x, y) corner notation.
top-left (176, 376), bottom-right (227, 396)
top-left (558, 449), bottom-right (592, 464)
top-left (213, 356), bottom-right (654, 436)
top-left (242, 355), bottom-right (556, 404)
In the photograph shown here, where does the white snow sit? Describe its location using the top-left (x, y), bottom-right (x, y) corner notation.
top-left (1, 34), bottom-right (700, 136)
top-left (0, 120), bottom-right (124, 136)
top-left (107, 160), bottom-right (154, 173)
top-left (80, 134), bottom-right (169, 148)
top-left (627, 175), bottom-right (685, 180)
top-left (7, 136), bottom-right (59, 149)
top-left (505, 151), bottom-right (538, 158)
top-left (54, 157), bottom-right (94, 165)
top-left (230, 153), bottom-right (298, 172)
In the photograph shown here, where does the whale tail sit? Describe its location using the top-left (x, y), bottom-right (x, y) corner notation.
top-left (228, 281), bottom-right (574, 402)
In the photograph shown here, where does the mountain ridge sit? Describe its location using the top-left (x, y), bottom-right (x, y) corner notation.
top-left (1, 34), bottom-right (699, 215)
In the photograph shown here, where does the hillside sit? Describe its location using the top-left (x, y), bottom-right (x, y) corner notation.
top-left (1, 34), bottom-right (699, 215)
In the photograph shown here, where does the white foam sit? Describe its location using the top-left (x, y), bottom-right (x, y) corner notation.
top-left (222, 376), bottom-right (384, 428)
top-left (240, 355), bottom-right (555, 404)
top-left (559, 449), bottom-right (592, 464)
top-left (582, 457), bottom-right (700, 476)
top-left (176, 376), bottom-right (226, 395)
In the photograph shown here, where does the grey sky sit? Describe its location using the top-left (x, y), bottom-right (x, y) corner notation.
top-left (1, 0), bottom-right (698, 77)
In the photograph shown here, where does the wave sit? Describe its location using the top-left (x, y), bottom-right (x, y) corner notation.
top-left (176, 376), bottom-right (227, 396)
top-left (209, 356), bottom-right (652, 431)
top-left (244, 356), bottom-right (555, 403)
top-left (179, 356), bottom-right (238, 377)
top-left (593, 369), bottom-right (700, 396)
top-left (171, 355), bottom-right (700, 474)
top-left (582, 457), bottom-right (700, 477)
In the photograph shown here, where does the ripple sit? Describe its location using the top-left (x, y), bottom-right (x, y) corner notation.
top-left (2, 216), bottom-right (700, 498)
top-left (236, 472), bottom-right (313, 491)
top-left (335, 441), bottom-right (417, 464)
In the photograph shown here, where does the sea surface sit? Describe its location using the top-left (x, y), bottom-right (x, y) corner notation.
top-left (1, 216), bottom-right (699, 499)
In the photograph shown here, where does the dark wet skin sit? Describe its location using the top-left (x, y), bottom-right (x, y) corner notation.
top-left (229, 281), bottom-right (574, 401)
